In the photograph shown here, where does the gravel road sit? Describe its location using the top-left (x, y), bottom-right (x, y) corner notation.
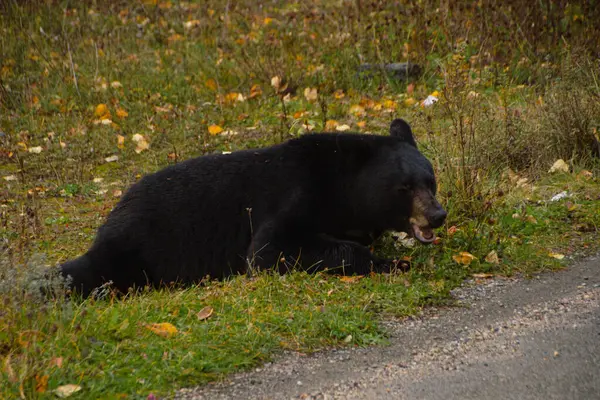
top-left (176, 255), bottom-right (600, 400)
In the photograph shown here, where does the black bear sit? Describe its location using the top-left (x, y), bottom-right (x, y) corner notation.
top-left (59, 119), bottom-right (446, 296)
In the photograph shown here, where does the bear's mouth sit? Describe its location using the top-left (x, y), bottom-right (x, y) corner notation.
top-left (410, 222), bottom-right (436, 244)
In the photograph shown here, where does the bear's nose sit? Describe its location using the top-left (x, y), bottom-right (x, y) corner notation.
top-left (429, 209), bottom-right (447, 228)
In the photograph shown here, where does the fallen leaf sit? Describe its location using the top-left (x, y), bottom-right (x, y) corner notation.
top-left (110, 81), bottom-right (123, 89)
top-left (473, 273), bottom-right (494, 279)
top-left (116, 108), bottom-right (128, 119)
top-left (293, 111), bottom-right (306, 119)
top-left (50, 357), bottom-right (64, 368)
top-left (208, 125), bottom-right (223, 135)
top-left (35, 374), bottom-right (49, 393)
top-left (28, 146), bottom-right (43, 154)
top-left (105, 155), bottom-right (119, 163)
top-left (303, 87), bottom-right (317, 102)
top-left (452, 252), bottom-right (476, 266)
top-left (54, 384), bottom-right (82, 398)
top-left (339, 275), bottom-right (363, 283)
top-left (484, 250), bottom-right (500, 264)
top-left (205, 78), bottom-right (217, 91)
top-left (333, 89), bottom-right (345, 99)
top-left (131, 134), bottom-right (149, 153)
top-left (356, 121), bottom-right (366, 128)
top-left (406, 83), bottom-right (415, 94)
top-left (183, 19), bottom-right (201, 29)
top-left (382, 99), bottom-right (398, 110)
top-left (447, 225), bottom-right (458, 235)
top-left (95, 103), bottom-right (111, 120)
top-left (343, 335), bottom-right (353, 343)
top-left (196, 306), bottom-right (214, 321)
top-left (578, 170), bottom-right (593, 179)
top-left (113, 190), bottom-right (122, 198)
top-left (249, 84), bottom-right (262, 98)
top-left (117, 134), bottom-right (125, 149)
top-left (270, 76), bottom-right (281, 90)
top-left (548, 159), bottom-right (569, 173)
top-left (3, 175), bottom-right (17, 181)
top-left (525, 215), bottom-right (537, 224)
top-left (549, 253), bottom-right (565, 260)
top-left (146, 322), bottom-right (178, 337)
top-left (335, 124), bottom-right (351, 131)
top-left (349, 104), bottom-right (366, 117)
top-left (404, 97), bottom-right (417, 106)
top-left (325, 120), bottom-right (338, 130)
top-left (550, 191), bottom-right (569, 202)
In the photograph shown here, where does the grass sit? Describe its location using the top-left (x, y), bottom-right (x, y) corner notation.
top-left (1, 0), bottom-right (600, 398)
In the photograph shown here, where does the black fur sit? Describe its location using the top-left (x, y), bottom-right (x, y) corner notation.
top-left (60, 119), bottom-right (446, 297)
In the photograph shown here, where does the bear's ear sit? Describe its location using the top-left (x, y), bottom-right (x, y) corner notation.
top-left (390, 119), bottom-right (417, 147)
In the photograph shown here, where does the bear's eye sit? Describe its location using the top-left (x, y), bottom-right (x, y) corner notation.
top-left (396, 184), bottom-right (410, 193)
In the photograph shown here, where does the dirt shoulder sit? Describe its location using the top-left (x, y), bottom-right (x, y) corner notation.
top-left (177, 255), bottom-right (600, 400)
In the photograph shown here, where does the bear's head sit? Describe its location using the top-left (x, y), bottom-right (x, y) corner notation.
top-left (356, 119), bottom-right (447, 243)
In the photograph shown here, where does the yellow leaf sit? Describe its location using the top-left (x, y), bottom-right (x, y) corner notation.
top-left (382, 99), bottom-right (398, 110)
top-left (95, 103), bottom-right (111, 120)
top-left (484, 250), bottom-right (500, 264)
top-left (304, 87), bottom-right (318, 102)
top-left (473, 273), bottom-right (494, 279)
top-left (116, 108), bottom-right (128, 119)
top-left (325, 120), bottom-right (338, 130)
top-left (452, 251), bottom-right (476, 266)
top-left (117, 135), bottom-right (125, 149)
top-left (349, 104), bottom-right (365, 117)
top-left (336, 124), bottom-right (351, 131)
top-left (208, 125), bottom-right (223, 135)
top-left (548, 159), bottom-right (569, 174)
top-left (110, 81), bottom-right (123, 89)
top-left (205, 78), bottom-right (217, 91)
top-left (404, 97), bottom-right (417, 107)
top-left (334, 89), bottom-right (345, 99)
top-left (146, 322), bottom-right (178, 337)
top-left (183, 19), bottom-right (201, 29)
top-left (224, 92), bottom-right (243, 105)
top-left (263, 17), bottom-right (273, 25)
top-left (167, 33), bottom-right (184, 43)
top-left (549, 253), bottom-right (565, 260)
top-left (356, 121), bottom-right (366, 129)
top-left (131, 133), bottom-right (149, 153)
top-left (339, 275), bottom-right (363, 283)
top-left (54, 384), bottom-right (82, 398)
top-left (249, 84), bottom-right (262, 98)
top-left (293, 111), bottom-right (306, 119)
top-left (196, 306), bottom-right (214, 321)
top-left (35, 374), bottom-right (49, 393)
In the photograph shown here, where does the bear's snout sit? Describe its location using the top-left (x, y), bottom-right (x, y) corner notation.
top-left (428, 208), bottom-right (447, 229)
